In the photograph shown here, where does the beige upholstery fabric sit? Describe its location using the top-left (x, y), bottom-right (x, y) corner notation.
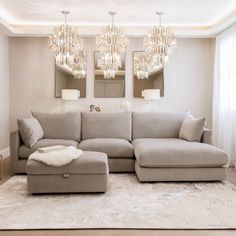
top-left (79, 138), bottom-right (133, 158)
top-left (26, 151), bottom-right (108, 175)
top-left (19, 139), bottom-right (78, 159)
top-left (133, 138), bottom-right (228, 168)
top-left (27, 174), bottom-right (108, 194)
top-left (32, 111), bottom-right (81, 142)
top-left (135, 162), bottom-right (227, 182)
top-left (132, 112), bottom-right (190, 139)
top-left (10, 131), bottom-right (22, 170)
top-left (202, 128), bottom-right (212, 144)
top-left (26, 151), bottom-right (108, 193)
top-left (108, 159), bottom-right (135, 172)
top-left (16, 156), bottom-right (135, 174)
top-left (82, 112), bottom-right (132, 141)
top-left (17, 117), bottom-right (44, 148)
top-left (179, 117), bottom-right (206, 142)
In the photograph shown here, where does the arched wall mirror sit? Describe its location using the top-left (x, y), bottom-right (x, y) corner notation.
top-left (133, 51), bottom-right (164, 98)
top-left (94, 51), bottom-right (125, 98)
top-left (55, 52), bottom-right (87, 98)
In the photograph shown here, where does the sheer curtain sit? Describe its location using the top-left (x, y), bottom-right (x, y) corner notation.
top-left (213, 24), bottom-right (236, 166)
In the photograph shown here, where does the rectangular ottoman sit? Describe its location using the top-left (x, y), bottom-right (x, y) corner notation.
top-left (26, 151), bottom-right (108, 194)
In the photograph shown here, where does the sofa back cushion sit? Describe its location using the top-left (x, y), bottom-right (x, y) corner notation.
top-left (32, 111), bottom-right (81, 142)
top-left (82, 112), bottom-right (132, 141)
top-left (17, 116), bottom-right (44, 148)
top-left (179, 117), bottom-right (206, 142)
top-left (132, 112), bottom-right (190, 139)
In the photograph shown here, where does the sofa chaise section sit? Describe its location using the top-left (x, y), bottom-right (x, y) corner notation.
top-left (132, 112), bottom-right (228, 181)
top-left (133, 138), bottom-right (228, 168)
top-left (79, 112), bottom-right (134, 172)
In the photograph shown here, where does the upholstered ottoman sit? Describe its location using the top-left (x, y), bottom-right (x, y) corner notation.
top-left (26, 151), bottom-right (108, 194)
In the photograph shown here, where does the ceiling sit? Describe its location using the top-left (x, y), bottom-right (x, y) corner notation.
top-left (0, 0), bottom-right (236, 37)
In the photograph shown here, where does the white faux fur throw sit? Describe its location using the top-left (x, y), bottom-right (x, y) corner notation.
top-left (29, 146), bottom-right (83, 167)
top-left (37, 145), bottom-right (66, 153)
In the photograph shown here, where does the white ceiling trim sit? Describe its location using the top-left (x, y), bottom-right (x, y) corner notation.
top-left (9, 25), bottom-right (213, 38)
top-left (0, 9), bottom-right (236, 37)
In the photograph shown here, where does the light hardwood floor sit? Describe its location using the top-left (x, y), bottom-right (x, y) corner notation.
top-left (0, 167), bottom-right (236, 236)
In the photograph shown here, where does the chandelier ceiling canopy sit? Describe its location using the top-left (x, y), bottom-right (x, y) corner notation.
top-left (96, 11), bottom-right (129, 79)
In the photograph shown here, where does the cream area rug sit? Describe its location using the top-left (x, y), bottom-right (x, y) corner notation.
top-left (1, 174), bottom-right (236, 230)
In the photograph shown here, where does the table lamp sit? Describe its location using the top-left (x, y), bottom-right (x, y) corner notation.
top-left (62, 89), bottom-right (80, 112)
top-left (142, 89), bottom-right (160, 112)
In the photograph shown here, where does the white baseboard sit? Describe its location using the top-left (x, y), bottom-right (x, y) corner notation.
top-left (0, 147), bottom-right (10, 159)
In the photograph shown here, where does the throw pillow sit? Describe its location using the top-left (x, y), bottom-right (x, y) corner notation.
top-left (17, 117), bottom-right (44, 148)
top-left (179, 117), bottom-right (206, 142)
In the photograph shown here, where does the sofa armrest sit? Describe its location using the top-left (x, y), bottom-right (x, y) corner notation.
top-left (201, 128), bottom-right (212, 145)
top-left (10, 131), bottom-right (21, 173)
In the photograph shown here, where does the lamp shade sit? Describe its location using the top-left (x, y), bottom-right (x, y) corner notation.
top-left (62, 89), bottom-right (80, 100)
top-left (142, 89), bottom-right (160, 100)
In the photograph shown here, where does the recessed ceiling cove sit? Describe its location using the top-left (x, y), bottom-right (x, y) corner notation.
top-left (0, 0), bottom-right (235, 37)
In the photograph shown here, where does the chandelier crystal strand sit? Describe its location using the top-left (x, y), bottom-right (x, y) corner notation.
top-left (143, 12), bottom-right (176, 66)
top-left (134, 53), bottom-right (152, 79)
top-left (96, 11), bottom-right (129, 79)
top-left (70, 51), bottom-right (87, 79)
top-left (49, 11), bottom-right (85, 78)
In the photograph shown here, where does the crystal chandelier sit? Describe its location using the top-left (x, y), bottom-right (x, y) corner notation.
top-left (96, 11), bottom-right (129, 79)
top-left (49, 11), bottom-right (83, 69)
top-left (70, 51), bottom-right (86, 79)
top-left (134, 53), bottom-right (152, 79)
top-left (143, 12), bottom-right (176, 66)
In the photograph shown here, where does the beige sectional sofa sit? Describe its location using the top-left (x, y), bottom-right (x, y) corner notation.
top-left (10, 111), bottom-right (228, 181)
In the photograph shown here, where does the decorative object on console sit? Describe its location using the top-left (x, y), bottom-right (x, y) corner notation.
top-left (90, 105), bottom-right (101, 112)
top-left (49, 11), bottom-right (84, 78)
top-left (142, 89), bottom-right (160, 111)
top-left (143, 12), bottom-right (176, 66)
top-left (96, 11), bottom-right (129, 79)
top-left (133, 51), bottom-right (164, 97)
top-left (120, 101), bottom-right (132, 112)
top-left (62, 89), bottom-right (80, 112)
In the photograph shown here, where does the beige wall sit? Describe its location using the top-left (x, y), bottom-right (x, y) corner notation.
top-left (9, 37), bottom-right (215, 131)
top-left (0, 36), bottom-right (9, 153)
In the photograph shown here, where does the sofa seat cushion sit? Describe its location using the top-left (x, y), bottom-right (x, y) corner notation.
top-left (132, 138), bottom-right (228, 168)
top-left (19, 139), bottom-right (78, 159)
top-left (79, 138), bottom-right (134, 158)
